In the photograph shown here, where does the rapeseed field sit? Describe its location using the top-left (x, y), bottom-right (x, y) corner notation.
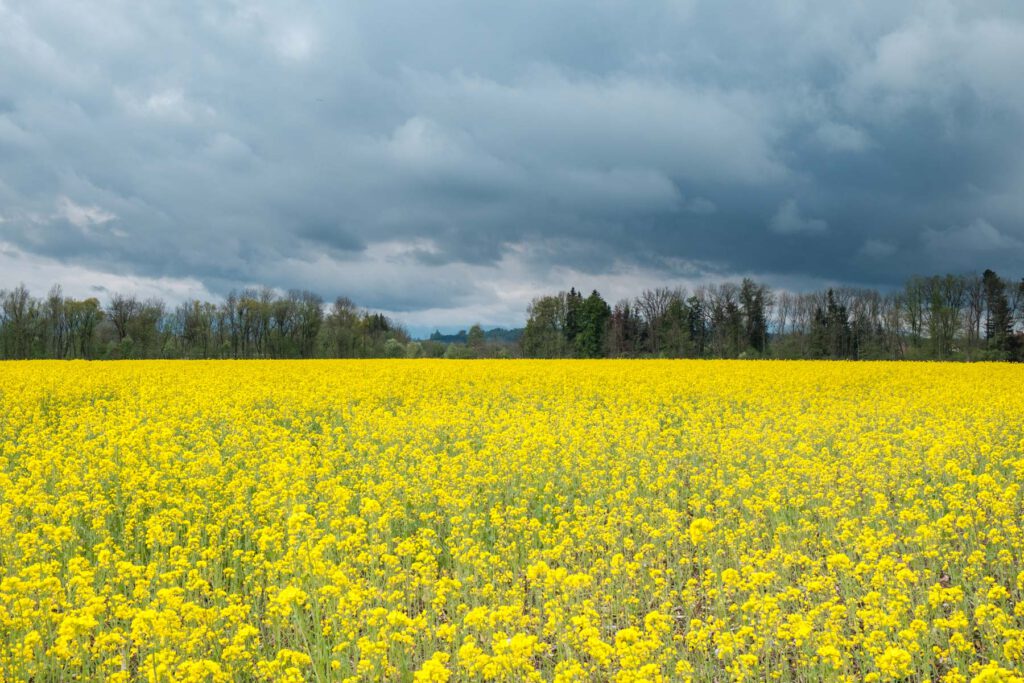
top-left (1, 360), bottom-right (1022, 682)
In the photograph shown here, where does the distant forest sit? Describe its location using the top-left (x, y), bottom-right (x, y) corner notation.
top-left (0, 268), bottom-right (1022, 361)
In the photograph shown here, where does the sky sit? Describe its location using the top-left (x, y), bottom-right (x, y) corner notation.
top-left (2, 1), bottom-right (1024, 334)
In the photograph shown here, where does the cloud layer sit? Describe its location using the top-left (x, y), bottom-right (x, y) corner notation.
top-left (2, 0), bottom-right (1024, 331)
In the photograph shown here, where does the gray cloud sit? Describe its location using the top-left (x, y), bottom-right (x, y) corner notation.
top-left (769, 200), bottom-right (828, 235)
top-left (1, 0), bottom-right (1024, 332)
top-left (858, 239), bottom-right (898, 259)
top-left (921, 218), bottom-right (1024, 272)
top-left (814, 123), bottom-right (873, 153)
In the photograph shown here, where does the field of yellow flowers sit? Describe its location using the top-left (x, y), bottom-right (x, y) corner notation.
top-left (1, 360), bottom-right (1023, 682)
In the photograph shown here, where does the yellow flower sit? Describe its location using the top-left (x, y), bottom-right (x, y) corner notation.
top-left (2, 360), bottom-right (1023, 681)
top-left (688, 518), bottom-right (714, 546)
top-left (875, 646), bottom-right (913, 680)
top-left (414, 651), bottom-right (452, 683)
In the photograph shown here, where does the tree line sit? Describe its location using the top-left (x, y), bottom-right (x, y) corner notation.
top-left (521, 269), bottom-right (1024, 361)
top-left (0, 286), bottom-right (420, 360)
top-left (1, 268), bottom-right (1022, 361)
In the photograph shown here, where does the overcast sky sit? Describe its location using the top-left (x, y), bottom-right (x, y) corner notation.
top-left (2, 1), bottom-right (1024, 333)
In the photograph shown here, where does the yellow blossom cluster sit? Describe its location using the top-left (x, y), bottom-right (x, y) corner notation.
top-left (1, 360), bottom-right (1023, 682)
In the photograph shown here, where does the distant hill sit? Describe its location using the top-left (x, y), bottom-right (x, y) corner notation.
top-left (425, 327), bottom-right (523, 344)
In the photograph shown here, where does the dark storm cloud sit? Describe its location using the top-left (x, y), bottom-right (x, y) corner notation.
top-left (296, 223), bottom-right (365, 255)
top-left (2, 0), bottom-right (1024, 328)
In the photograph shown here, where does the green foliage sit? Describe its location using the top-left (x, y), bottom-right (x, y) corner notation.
top-left (405, 341), bottom-right (423, 358)
top-left (574, 291), bottom-right (611, 358)
top-left (467, 324), bottom-right (486, 351)
top-left (522, 294), bottom-right (569, 358)
top-left (383, 338), bottom-right (406, 358)
top-left (442, 343), bottom-right (475, 359)
top-left (2, 268), bottom-right (1023, 361)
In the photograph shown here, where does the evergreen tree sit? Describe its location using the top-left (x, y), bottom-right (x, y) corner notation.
top-left (563, 288), bottom-right (584, 353)
top-left (811, 289), bottom-right (853, 359)
top-left (739, 278), bottom-right (770, 354)
top-left (983, 269), bottom-right (1013, 357)
top-left (686, 296), bottom-right (706, 357)
top-left (575, 290), bottom-right (611, 358)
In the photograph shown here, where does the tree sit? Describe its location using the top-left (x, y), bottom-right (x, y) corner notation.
top-left (131, 298), bottom-right (166, 358)
top-left (108, 293), bottom-right (140, 344)
top-left (361, 312), bottom-right (409, 357)
top-left (635, 287), bottom-right (676, 355)
top-left (847, 289), bottom-right (875, 358)
top-left (563, 288), bottom-right (584, 353)
top-left (903, 277), bottom-right (926, 350)
top-left (1013, 279), bottom-right (1024, 330)
top-left (963, 274), bottom-right (985, 359)
top-left (774, 291), bottom-right (794, 338)
top-left (739, 278), bottom-right (770, 355)
top-left (686, 294), bottom-right (707, 357)
top-left (925, 275), bottom-right (964, 359)
top-left (176, 300), bottom-right (215, 358)
top-left (323, 297), bottom-right (362, 357)
top-left (575, 290), bottom-right (611, 358)
top-left (607, 300), bottom-right (642, 357)
top-left (983, 269), bottom-right (1013, 358)
top-left (522, 294), bottom-right (567, 358)
top-left (1, 284), bottom-right (40, 359)
top-left (810, 289), bottom-right (853, 359)
top-left (405, 341), bottom-right (423, 358)
top-left (880, 292), bottom-right (904, 360)
top-left (69, 297), bottom-right (103, 358)
top-left (254, 288), bottom-right (276, 356)
top-left (292, 290), bottom-right (324, 358)
top-left (467, 324), bottom-right (486, 355)
top-left (383, 337), bottom-right (405, 358)
top-left (44, 285), bottom-right (69, 358)
top-left (707, 284), bottom-right (743, 358)
top-left (660, 293), bottom-right (691, 357)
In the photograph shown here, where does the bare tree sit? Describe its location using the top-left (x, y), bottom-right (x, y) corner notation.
top-left (1, 284), bottom-right (37, 359)
top-left (108, 293), bottom-right (140, 343)
top-left (635, 287), bottom-right (679, 353)
top-left (880, 292), bottom-right (904, 359)
top-left (963, 273), bottom-right (985, 358)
